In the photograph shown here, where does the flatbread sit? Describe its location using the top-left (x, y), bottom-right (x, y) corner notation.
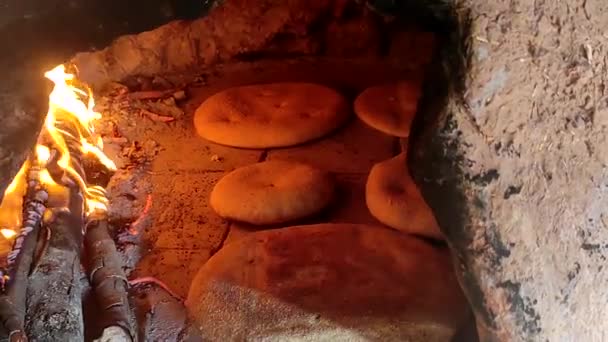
top-left (186, 223), bottom-right (468, 341)
top-left (194, 83), bottom-right (350, 148)
top-left (210, 160), bottom-right (335, 225)
top-left (366, 153), bottom-right (443, 239)
top-left (354, 81), bottom-right (421, 138)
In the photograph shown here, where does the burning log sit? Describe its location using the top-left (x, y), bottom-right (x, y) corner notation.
top-left (24, 117), bottom-right (88, 340)
top-left (49, 64), bottom-right (133, 340)
top-left (25, 185), bottom-right (85, 341)
top-left (85, 218), bottom-right (134, 341)
top-left (0, 160), bottom-right (48, 341)
top-left (0, 64), bottom-right (128, 340)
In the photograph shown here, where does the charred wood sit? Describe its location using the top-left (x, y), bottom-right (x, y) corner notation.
top-left (85, 219), bottom-right (133, 341)
top-left (0, 161), bottom-right (48, 341)
top-left (25, 186), bottom-right (85, 341)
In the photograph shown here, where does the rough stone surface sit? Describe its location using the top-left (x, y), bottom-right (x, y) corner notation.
top-left (329, 173), bottom-right (380, 225)
top-left (129, 286), bottom-right (189, 342)
top-left (148, 172), bottom-right (229, 250)
top-left (324, 8), bottom-right (381, 57)
top-left (268, 117), bottom-right (396, 173)
top-left (186, 223), bottom-right (469, 341)
top-left (70, 0), bottom-right (387, 89)
top-left (131, 248), bottom-right (212, 300)
top-left (124, 171), bottom-right (228, 298)
top-left (410, 0), bottom-right (608, 340)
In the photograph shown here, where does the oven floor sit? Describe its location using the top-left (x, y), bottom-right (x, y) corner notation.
top-left (96, 57), bottom-right (465, 341)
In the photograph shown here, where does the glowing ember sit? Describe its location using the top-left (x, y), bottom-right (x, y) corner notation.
top-left (35, 145), bottom-right (51, 165)
top-left (0, 64), bottom-right (116, 239)
top-left (0, 229), bottom-right (16, 240)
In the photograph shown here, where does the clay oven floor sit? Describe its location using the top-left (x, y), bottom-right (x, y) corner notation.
top-left (97, 57), bottom-right (448, 339)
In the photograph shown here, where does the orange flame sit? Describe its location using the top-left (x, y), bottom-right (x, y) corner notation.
top-left (0, 229), bottom-right (17, 240)
top-left (0, 161), bottom-right (29, 239)
top-left (0, 64), bottom-right (116, 239)
top-left (42, 64), bottom-right (115, 217)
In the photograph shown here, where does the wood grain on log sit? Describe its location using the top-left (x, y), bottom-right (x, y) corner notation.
top-left (0, 162), bottom-right (48, 340)
top-left (85, 219), bottom-right (133, 341)
top-left (25, 189), bottom-right (85, 341)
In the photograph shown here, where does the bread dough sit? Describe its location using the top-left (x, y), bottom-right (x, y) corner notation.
top-left (186, 223), bottom-right (468, 340)
top-left (194, 83), bottom-right (350, 148)
top-left (366, 153), bottom-right (443, 239)
top-left (354, 81), bottom-right (421, 138)
top-left (210, 160), bottom-right (335, 225)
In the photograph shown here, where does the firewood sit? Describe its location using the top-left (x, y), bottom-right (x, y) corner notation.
top-left (25, 186), bottom-right (85, 341)
top-left (93, 326), bottom-right (132, 342)
top-left (0, 161), bottom-right (48, 341)
top-left (85, 219), bottom-right (134, 341)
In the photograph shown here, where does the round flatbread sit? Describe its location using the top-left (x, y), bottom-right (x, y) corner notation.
top-left (366, 153), bottom-right (443, 239)
top-left (194, 83), bottom-right (350, 148)
top-left (354, 81), bottom-right (421, 138)
top-left (210, 160), bottom-right (334, 225)
top-left (186, 223), bottom-right (468, 341)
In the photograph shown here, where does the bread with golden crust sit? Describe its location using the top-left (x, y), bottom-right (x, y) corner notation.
top-left (194, 82), bottom-right (350, 148)
top-left (210, 160), bottom-right (335, 225)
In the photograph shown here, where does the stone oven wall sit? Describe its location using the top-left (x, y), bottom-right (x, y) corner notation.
top-left (411, 1), bottom-right (608, 340)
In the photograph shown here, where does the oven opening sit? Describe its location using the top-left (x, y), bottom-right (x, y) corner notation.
top-left (0, 1), bottom-right (477, 341)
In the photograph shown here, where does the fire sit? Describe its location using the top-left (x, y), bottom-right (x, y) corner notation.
top-left (0, 161), bottom-right (29, 239)
top-left (35, 145), bottom-right (51, 165)
top-left (0, 229), bottom-right (16, 240)
top-left (42, 64), bottom-right (116, 217)
top-left (4, 161), bottom-right (29, 196)
top-left (0, 64), bottom-right (116, 238)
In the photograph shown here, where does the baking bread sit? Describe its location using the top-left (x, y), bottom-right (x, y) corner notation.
top-left (366, 153), bottom-right (443, 239)
top-left (210, 160), bottom-right (335, 225)
top-left (186, 223), bottom-right (467, 340)
top-left (354, 81), bottom-right (421, 138)
top-left (194, 83), bottom-right (350, 148)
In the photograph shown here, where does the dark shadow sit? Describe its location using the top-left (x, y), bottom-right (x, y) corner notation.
top-left (400, 1), bottom-right (487, 340)
top-left (0, 0), bottom-right (203, 72)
